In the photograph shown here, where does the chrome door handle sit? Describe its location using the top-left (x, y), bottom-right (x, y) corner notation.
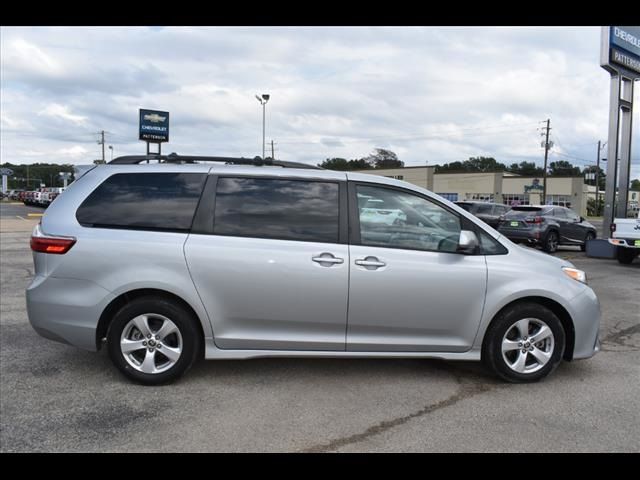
top-left (312, 253), bottom-right (344, 265)
top-left (355, 257), bottom-right (386, 268)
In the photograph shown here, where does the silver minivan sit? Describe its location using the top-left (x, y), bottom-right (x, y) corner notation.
top-left (26, 155), bottom-right (601, 384)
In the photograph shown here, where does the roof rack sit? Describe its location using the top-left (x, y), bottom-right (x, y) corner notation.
top-left (108, 153), bottom-right (322, 170)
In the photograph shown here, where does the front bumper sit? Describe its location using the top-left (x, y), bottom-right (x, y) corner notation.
top-left (26, 275), bottom-right (115, 351)
top-left (565, 286), bottom-right (602, 360)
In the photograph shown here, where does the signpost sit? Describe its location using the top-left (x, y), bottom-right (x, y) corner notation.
top-left (139, 108), bottom-right (169, 161)
top-left (0, 168), bottom-right (13, 194)
top-left (59, 172), bottom-right (72, 188)
top-left (601, 26), bottom-right (639, 234)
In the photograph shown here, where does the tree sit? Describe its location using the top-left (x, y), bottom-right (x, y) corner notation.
top-left (466, 156), bottom-right (507, 172)
top-left (317, 158), bottom-right (373, 171)
top-left (548, 160), bottom-right (581, 176)
top-left (508, 161), bottom-right (544, 176)
top-left (631, 179), bottom-right (640, 191)
top-left (1, 162), bottom-right (75, 189)
top-left (435, 157), bottom-right (507, 173)
top-left (362, 148), bottom-right (404, 169)
top-left (318, 158), bottom-right (350, 170)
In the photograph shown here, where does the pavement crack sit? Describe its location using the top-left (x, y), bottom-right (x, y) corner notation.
top-left (300, 381), bottom-right (493, 453)
top-left (601, 323), bottom-right (640, 351)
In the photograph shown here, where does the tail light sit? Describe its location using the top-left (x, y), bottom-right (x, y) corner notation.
top-left (525, 216), bottom-right (544, 224)
top-left (30, 224), bottom-right (76, 255)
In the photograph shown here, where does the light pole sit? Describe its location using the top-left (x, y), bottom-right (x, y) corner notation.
top-left (108, 145), bottom-right (113, 161)
top-left (255, 94), bottom-right (270, 158)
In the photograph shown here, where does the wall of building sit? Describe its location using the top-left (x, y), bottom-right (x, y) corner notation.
top-left (351, 167), bottom-right (587, 215)
top-left (432, 172), bottom-right (503, 203)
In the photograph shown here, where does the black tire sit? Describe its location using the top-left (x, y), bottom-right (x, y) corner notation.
top-left (617, 247), bottom-right (636, 265)
top-left (542, 230), bottom-right (559, 253)
top-left (580, 231), bottom-right (595, 252)
top-left (482, 302), bottom-right (566, 383)
top-left (107, 296), bottom-right (201, 385)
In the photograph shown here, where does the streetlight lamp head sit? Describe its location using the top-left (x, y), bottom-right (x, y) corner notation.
top-left (255, 95), bottom-right (263, 103)
top-left (262, 94), bottom-right (270, 102)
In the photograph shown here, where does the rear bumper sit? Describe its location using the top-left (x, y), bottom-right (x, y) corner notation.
top-left (26, 275), bottom-right (115, 351)
top-left (608, 238), bottom-right (640, 249)
top-left (497, 229), bottom-right (541, 244)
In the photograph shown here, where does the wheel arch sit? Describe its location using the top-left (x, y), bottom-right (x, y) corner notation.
top-left (96, 288), bottom-right (206, 353)
top-left (482, 296), bottom-right (575, 361)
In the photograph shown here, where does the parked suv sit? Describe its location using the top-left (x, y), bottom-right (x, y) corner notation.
top-left (26, 155), bottom-right (601, 385)
top-left (497, 205), bottom-right (597, 253)
top-left (454, 201), bottom-right (511, 228)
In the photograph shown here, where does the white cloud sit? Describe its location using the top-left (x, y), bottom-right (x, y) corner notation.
top-left (0, 26), bottom-right (638, 183)
top-left (39, 104), bottom-right (88, 125)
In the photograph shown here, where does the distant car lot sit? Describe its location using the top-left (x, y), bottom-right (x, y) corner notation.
top-left (0, 212), bottom-right (637, 452)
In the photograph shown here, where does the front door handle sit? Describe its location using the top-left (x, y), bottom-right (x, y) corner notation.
top-left (312, 253), bottom-right (344, 266)
top-left (355, 257), bottom-right (386, 269)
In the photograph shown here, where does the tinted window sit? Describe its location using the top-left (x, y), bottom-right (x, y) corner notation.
top-left (76, 173), bottom-right (206, 231)
top-left (475, 204), bottom-right (494, 215)
top-left (357, 185), bottom-right (461, 252)
top-left (455, 203), bottom-right (473, 212)
top-left (213, 177), bottom-right (339, 243)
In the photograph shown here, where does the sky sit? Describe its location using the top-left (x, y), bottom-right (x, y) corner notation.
top-left (1, 26), bottom-right (639, 180)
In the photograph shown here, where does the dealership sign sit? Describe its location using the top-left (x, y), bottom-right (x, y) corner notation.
top-left (601, 26), bottom-right (640, 75)
top-left (139, 109), bottom-right (169, 143)
top-left (524, 178), bottom-right (544, 193)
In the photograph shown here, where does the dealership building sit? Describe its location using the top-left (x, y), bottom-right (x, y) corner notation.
top-left (353, 166), bottom-right (589, 215)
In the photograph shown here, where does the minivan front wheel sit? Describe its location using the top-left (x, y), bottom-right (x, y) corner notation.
top-left (107, 296), bottom-right (201, 385)
top-left (483, 302), bottom-right (565, 383)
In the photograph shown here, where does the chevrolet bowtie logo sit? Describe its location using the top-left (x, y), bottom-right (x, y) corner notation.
top-left (144, 113), bottom-right (166, 123)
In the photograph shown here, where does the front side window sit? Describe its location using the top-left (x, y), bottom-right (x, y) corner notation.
top-left (76, 173), bottom-right (207, 231)
top-left (213, 177), bottom-right (339, 243)
top-left (552, 208), bottom-right (567, 219)
top-left (356, 185), bottom-right (461, 252)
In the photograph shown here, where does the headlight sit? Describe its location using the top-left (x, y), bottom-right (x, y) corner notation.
top-left (562, 267), bottom-right (587, 284)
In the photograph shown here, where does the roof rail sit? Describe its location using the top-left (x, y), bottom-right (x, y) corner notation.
top-left (108, 153), bottom-right (322, 170)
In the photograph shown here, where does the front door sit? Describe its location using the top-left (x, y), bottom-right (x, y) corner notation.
top-left (346, 182), bottom-right (487, 352)
top-left (185, 175), bottom-right (349, 351)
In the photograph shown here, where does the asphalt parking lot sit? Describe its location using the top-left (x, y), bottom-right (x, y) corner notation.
top-left (1, 202), bottom-right (638, 452)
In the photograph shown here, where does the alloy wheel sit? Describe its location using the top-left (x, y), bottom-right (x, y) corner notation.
top-left (501, 318), bottom-right (555, 374)
top-left (120, 313), bottom-right (183, 374)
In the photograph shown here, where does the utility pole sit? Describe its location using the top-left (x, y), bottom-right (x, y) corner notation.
top-left (271, 140), bottom-right (275, 160)
top-left (541, 119), bottom-right (551, 204)
top-left (595, 141), bottom-right (607, 215)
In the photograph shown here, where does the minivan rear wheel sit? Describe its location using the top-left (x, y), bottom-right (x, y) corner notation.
top-left (107, 296), bottom-right (201, 385)
top-left (483, 302), bottom-right (565, 383)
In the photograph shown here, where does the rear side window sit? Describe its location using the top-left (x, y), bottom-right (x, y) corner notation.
top-left (475, 204), bottom-right (494, 214)
top-left (76, 173), bottom-right (207, 231)
top-left (213, 177), bottom-right (340, 243)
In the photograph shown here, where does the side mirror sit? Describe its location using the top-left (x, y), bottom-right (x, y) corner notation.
top-left (579, 216), bottom-right (585, 223)
top-left (457, 230), bottom-right (479, 254)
